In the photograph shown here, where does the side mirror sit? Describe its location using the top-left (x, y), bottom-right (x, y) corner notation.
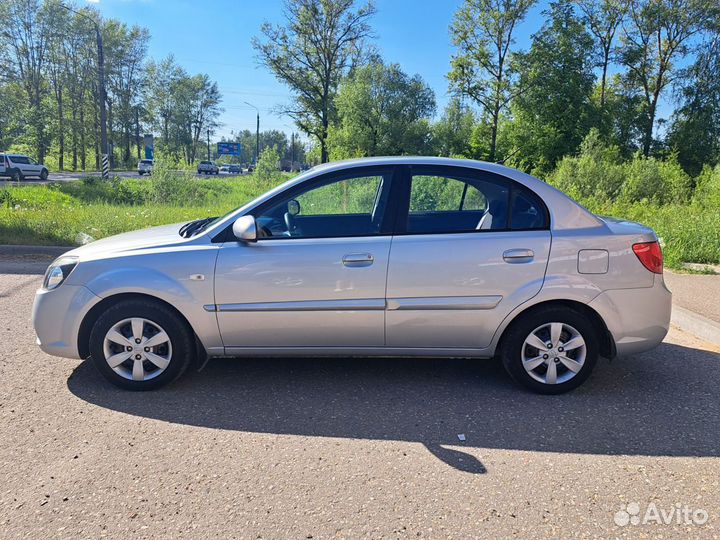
top-left (232, 215), bottom-right (257, 242)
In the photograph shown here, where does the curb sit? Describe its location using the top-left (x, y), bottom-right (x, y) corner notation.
top-left (0, 245), bottom-right (73, 257)
top-left (671, 305), bottom-right (720, 347)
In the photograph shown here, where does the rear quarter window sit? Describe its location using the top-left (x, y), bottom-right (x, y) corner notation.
top-left (510, 188), bottom-right (549, 230)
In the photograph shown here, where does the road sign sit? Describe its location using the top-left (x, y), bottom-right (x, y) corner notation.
top-left (217, 142), bottom-right (241, 156)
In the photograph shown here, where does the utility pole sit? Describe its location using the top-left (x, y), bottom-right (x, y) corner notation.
top-left (60, 3), bottom-right (108, 178)
top-left (244, 102), bottom-right (260, 165)
top-left (291, 131), bottom-right (296, 171)
top-left (207, 129), bottom-right (211, 161)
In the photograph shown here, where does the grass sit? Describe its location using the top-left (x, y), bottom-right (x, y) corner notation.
top-left (1, 172), bottom-right (718, 268)
top-left (0, 173), bottom-right (289, 246)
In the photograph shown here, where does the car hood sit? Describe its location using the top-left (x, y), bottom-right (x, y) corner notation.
top-left (62, 222), bottom-right (191, 261)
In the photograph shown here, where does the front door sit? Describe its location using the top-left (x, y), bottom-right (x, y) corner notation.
top-left (214, 166), bottom-right (397, 350)
top-left (385, 166), bottom-right (552, 349)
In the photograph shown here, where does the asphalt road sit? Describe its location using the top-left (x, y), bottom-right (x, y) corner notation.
top-left (0, 170), bottom-right (247, 186)
top-left (1, 270), bottom-right (719, 539)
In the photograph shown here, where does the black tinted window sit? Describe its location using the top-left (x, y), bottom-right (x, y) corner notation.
top-left (10, 155), bottom-right (29, 164)
top-left (510, 189), bottom-right (548, 230)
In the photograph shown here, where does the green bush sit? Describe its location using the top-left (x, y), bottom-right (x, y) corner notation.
top-left (694, 164), bottom-right (720, 208)
top-left (548, 130), bottom-right (625, 200)
top-left (255, 146), bottom-right (282, 184)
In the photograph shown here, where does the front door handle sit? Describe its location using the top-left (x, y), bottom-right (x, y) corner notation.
top-left (342, 253), bottom-right (374, 267)
top-left (503, 249), bottom-right (534, 263)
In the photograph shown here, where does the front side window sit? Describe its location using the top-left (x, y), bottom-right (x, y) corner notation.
top-left (254, 170), bottom-right (392, 239)
top-left (407, 173), bottom-right (509, 233)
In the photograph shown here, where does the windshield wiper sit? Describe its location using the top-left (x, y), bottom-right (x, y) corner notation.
top-left (179, 217), bottom-right (217, 238)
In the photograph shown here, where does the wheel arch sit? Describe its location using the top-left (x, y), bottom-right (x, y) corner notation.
top-left (77, 292), bottom-right (206, 366)
top-left (496, 299), bottom-right (616, 360)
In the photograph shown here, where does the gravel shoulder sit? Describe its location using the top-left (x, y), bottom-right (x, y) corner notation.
top-left (1, 273), bottom-right (719, 539)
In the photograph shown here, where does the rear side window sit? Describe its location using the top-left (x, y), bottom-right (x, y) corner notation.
top-left (10, 155), bottom-right (30, 164)
top-left (404, 168), bottom-right (548, 234)
top-left (407, 173), bottom-right (509, 233)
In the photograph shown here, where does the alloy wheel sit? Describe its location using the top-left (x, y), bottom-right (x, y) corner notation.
top-left (102, 317), bottom-right (172, 381)
top-left (521, 322), bottom-right (587, 385)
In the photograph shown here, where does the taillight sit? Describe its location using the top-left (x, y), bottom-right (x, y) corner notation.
top-left (632, 241), bottom-right (663, 274)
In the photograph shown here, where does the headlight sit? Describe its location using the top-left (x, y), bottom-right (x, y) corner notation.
top-left (43, 256), bottom-right (79, 290)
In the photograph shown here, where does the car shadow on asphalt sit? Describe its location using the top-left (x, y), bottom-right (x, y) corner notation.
top-left (67, 342), bottom-right (720, 474)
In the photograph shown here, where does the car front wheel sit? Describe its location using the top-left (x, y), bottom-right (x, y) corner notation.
top-left (501, 306), bottom-right (598, 394)
top-left (40, 169), bottom-right (48, 181)
top-left (89, 299), bottom-right (195, 390)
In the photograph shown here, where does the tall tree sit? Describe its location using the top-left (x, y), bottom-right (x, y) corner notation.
top-left (619, 0), bottom-right (712, 156)
top-left (104, 20), bottom-right (149, 166)
top-left (329, 60), bottom-right (436, 158)
top-left (1, 0), bottom-right (52, 161)
top-left (253, 0), bottom-right (376, 163)
top-left (433, 98), bottom-right (477, 157)
top-left (508, 2), bottom-right (596, 173)
top-left (448, 0), bottom-right (536, 162)
top-left (667, 34), bottom-right (720, 174)
top-left (572, 0), bottom-right (627, 117)
top-left (146, 55), bottom-right (185, 149)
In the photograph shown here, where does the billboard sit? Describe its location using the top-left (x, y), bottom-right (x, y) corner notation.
top-left (217, 142), bottom-right (241, 156)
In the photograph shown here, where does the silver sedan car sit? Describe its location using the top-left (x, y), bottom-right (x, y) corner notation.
top-left (32, 157), bottom-right (671, 394)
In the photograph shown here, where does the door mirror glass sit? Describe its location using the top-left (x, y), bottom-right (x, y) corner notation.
top-left (287, 198), bottom-right (301, 216)
top-left (232, 215), bottom-right (257, 242)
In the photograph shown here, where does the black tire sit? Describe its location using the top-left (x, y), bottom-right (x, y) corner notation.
top-left (500, 306), bottom-right (599, 394)
top-left (10, 169), bottom-right (22, 182)
top-left (40, 169), bottom-right (48, 181)
top-left (89, 298), bottom-right (195, 390)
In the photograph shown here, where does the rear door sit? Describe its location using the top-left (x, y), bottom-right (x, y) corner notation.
top-left (385, 165), bottom-right (551, 349)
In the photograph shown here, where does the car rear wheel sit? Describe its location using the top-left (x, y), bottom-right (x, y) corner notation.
top-left (89, 299), bottom-right (195, 390)
top-left (10, 169), bottom-right (22, 182)
top-left (40, 169), bottom-right (48, 181)
top-left (500, 306), bottom-right (598, 394)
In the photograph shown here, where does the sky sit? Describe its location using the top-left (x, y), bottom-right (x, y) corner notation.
top-left (89, 0), bottom-right (557, 143)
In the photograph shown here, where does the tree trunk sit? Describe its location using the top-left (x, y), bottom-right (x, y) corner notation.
top-left (80, 107), bottom-right (86, 171)
top-left (71, 106), bottom-right (78, 171)
top-left (94, 104), bottom-right (100, 170)
top-left (107, 100), bottom-right (114, 168)
top-left (643, 98), bottom-right (658, 157)
top-left (489, 104), bottom-right (499, 163)
top-left (600, 53), bottom-right (609, 111)
top-left (55, 86), bottom-right (65, 171)
top-left (135, 109), bottom-right (141, 160)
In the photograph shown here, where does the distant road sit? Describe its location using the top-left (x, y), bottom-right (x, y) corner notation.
top-left (0, 169), bottom-right (247, 186)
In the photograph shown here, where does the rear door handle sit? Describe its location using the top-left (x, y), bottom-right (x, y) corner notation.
top-left (503, 249), bottom-right (534, 263)
top-left (342, 253), bottom-right (374, 267)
